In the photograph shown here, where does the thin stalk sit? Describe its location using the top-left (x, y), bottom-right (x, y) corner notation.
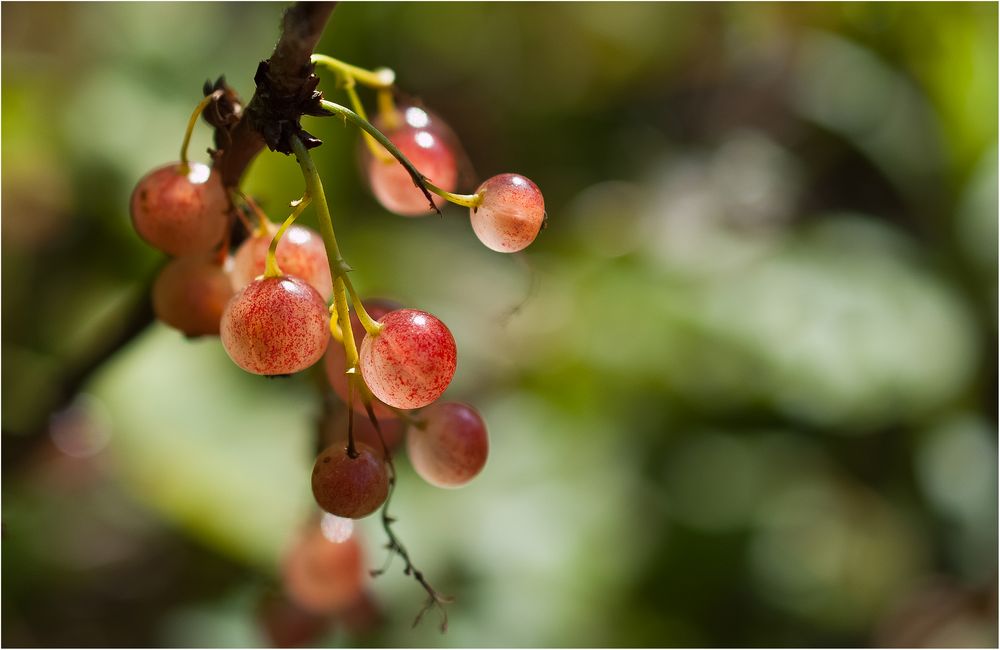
top-left (344, 82), bottom-right (394, 163)
top-left (318, 100), bottom-right (482, 211)
top-left (311, 54), bottom-right (395, 89)
top-left (264, 196), bottom-right (311, 278)
top-left (180, 90), bottom-right (222, 173)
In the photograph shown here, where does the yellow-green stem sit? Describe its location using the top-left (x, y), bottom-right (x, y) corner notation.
top-left (345, 83), bottom-right (394, 164)
top-left (377, 88), bottom-right (400, 131)
top-left (311, 54), bottom-right (395, 89)
top-left (291, 136), bottom-right (383, 364)
top-left (179, 90), bottom-right (221, 173)
top-left (263, 196), bottom-right (311, 278)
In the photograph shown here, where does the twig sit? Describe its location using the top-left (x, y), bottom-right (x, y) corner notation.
top-left (363, 401), bottom-right (453, 632)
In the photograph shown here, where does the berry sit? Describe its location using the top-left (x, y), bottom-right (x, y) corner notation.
top-left (231, 223), bottom-right (333, 301)
top-left (282, 524), bottom-right (365, 614)
top-left (359, 309), bottom-right (457, 410)
top-left (324, 298), bottom-right (401, 420)
top-left (220, 276), bottom-right (330, 375)
top-left (311, 443), bottom-right (389, 519)
top-left (408, 402), bottom-right (488, 488)
top-left (152, 255), bottom-right (235, 337)
top-left (470, 173), bottom-right (545, 253)
top-left (365, 115), bottom-right (458, 217)
top-left (130, 162), bottom-right (229, 256)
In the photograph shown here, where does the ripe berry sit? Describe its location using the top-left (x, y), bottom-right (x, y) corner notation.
top-left (471, 173), bottom-right (545, 253)
top-left (152, 255), bottom-right (234, 337)
top-left (311, 443), bottom-right (389, 519)
top-left (282, 524), bottom-right (365, 614)
top-left (324, 298), bottom-right (401, 420)
top-left (359, 309), bottom-right (457, 410)
top-left (220, 276), bottom-right (330, 375)
top-left (130, 162), bottom-right (229, 256)
top-left (365, 111), bottom-right (458, 216)
top-left (408, 402), bottom-right (488, 488)
top-left (231, 223), bottom-right (333, 301)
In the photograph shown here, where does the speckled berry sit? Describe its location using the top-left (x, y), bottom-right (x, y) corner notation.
top-left (470, 173), bottom-right (545, 253)
top-left (359, 309), bottom-right (456, 410)
top-left (231, 223), bottom-right (333, 301)
top-left (220, 275), bottom-right (330, 376)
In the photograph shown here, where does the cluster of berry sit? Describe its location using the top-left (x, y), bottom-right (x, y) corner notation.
top-left (128, 53), bottom-right (545, 626)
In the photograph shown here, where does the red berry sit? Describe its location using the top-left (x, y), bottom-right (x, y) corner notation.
top-left (152, 255), bottom-right (234, 337)
top-left (364, 117), bottom-right (458, 217)
top-left (324, 298), bottom-right (401, 420)
top-left (220, 276), bottom-right (330, 375)
top-left (231, 223), bottom-right (333, 301)
top-left (311, 443), bottom-right (389, 519)
top-left (130, 162), bottom-right (228, 256)
top-left (471, 173), bottom-right (545, 253)
top-left (359, 309), bottom-right (457, 410)
top-left (408, 402), bottom-right (489, 488)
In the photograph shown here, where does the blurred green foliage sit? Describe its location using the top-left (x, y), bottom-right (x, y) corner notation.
top-left (2, 3), bottom-right (996, 647)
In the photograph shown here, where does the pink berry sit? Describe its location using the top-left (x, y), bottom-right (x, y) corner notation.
top-left (311, 443), bottom-right (389, 519)
top-left (470, 173), bottom-right (545, 253)
top-left (359, 309), bottom-right (456, 410)
top-left (408, 402), bottom-right (488, 488)
top-left (152, 255), bottom-right (234, 337)
top-left (282, 524), bottom-right (365, 614)
top-left (324, 298), bottom-right (401, 420)
top-left (231, 223), bottom-right (333, 301)
top-left (130, 162), bottom-right (229, 256)
top-left (220, 276), bottom-right (330, 375)
top-left (365, 123), bottom-right (457, 217)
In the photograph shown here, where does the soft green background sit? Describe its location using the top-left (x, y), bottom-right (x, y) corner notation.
top-left (2, 2), bottom-right (997, 647)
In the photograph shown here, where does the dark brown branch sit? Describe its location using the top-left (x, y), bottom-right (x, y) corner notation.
top-left (213, 2), bottom-right (337, 187)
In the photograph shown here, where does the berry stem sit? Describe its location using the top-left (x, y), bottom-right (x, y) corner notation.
top-left (290, 135), bottom-right (383, 368)
top-left (344, 80), bottom-right (394, 164)
top-left (425, 181), bottom-right (484, 209)
top-left (376, 88), bottom-right (400, 131)
top-left (263, 196), bottom-right (311, 279)
top-left (317, 99), bottom-right (439, 214)
top-left (317, 99), bottom-right (482, 211)
top-left (179, 89), bottom-right (223, 174)
top-left (310, 54), bottom-right (395, 89)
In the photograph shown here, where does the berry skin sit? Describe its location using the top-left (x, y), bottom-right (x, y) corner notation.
top-left (130, 162), bottom-right (229, 256)
top-left (324, 298), bottom-right (401, 420)
top-left (282, 523), bottom-right (365, 614)
top-left (408, 402), bottom-right (489, 488)
top-left (471, 173), bottom-right (545, 253)
top-left (359, 309), bottom-right (457, 410)
top-left (365, 123), bottom-right (457, 217)
top-left (231, 223), bottom-right (333, 301)
top-left (152, 255), bottom-right (234, 337)
top-left (220, 276), bottom-right (330, 376)
top-left (311, 443), bottom-right (389, 519)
